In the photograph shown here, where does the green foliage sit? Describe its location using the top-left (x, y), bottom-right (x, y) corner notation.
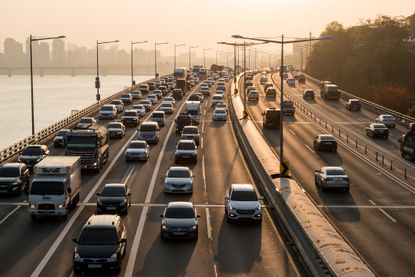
top-left (306, 13), bottom-right (415, 115)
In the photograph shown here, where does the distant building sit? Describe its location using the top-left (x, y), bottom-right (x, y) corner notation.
top-left (4, 38), bottom-right (24, 67)
top-left (52, 39), bottom-right (65, 65)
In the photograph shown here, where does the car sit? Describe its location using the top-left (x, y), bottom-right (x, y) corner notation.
top-left (131, 104), bottom-right (146, 117)
top-left (213, 107), bottom-right (227, 121)
top-left (17, 145), bottom-right (49, 169)
top-left (175, 139), bottom-right (198, 164)
top-left (159, 102), bottom-right (174, 114)
top-left (147, 94), bottom-right (158, 104)
top-left (158, 85), bottom-right (168, 95)
top-left (216, 102), bottom-right (227, 109)
top-left (151, 111), bottom-right (166, 127)
top-left (72, 214), bottom-right (127, 273)
top-left (248, 90), bottom-right (259, 101)
top-left (131, 90), bottom-right (142, 100)
top-left (215, 89), bottom-right (225, 95)
top-left (125, 140), bottom-right (150, 161)
top-left (164, 166), bottom-right (193, 194)
top-left (137, 99), bottom-right (152, 111)
top-left (180, 126), bottom-right (200, 146)
top-left (99, 104), bottom-right (118, 120)
top-left (175, 113), bottom-right (192, 134)
top-left (137, 121), bottom-right (160, 144)
top-left (121, 110), bottom-right (140, 127)
top-left (139, 84), bottom-right (149, 94)
top-left (245, 86), bottom-right (255, 95)
top-left (53, 129), bottom-right (70, 147)
top-left (160, 202), bottom-right (200, 240)
top-left (224, 184), bottom-right (263, 223)
top-left (164, 96), bottom-right (176, 106)
top-left (76, 117), bottom-right (96, 129)
top-left (189, 93), bottom-right (203, 103)
top-left (314, 166), bottom-right (350, 192)
top-left (96, 183), bottom-right (131, 215)
top-left (148, 82), bottom-right (156, 91)
top-left (346, 99), bottom-right (361, 111)
top-left (107, 122), bottom-right (125, 138)
top-left (0, 162), bottom-right (30, 195)
top-left (287, 78), bottom-right (296, 86)
top-left (262, 108), bottom-right (281, 129)
top-left (212, 94), bottom-right (224, 106)
top-left (111, 100), bottom-right (124, 113)
top-left (366, 123), bottom-right (389, 139)
top-left (153, 89), bottom-right (163, 99)
top-left (313, 134), bottom-right (337, 152)
top-left (376, 114), bottom-right (396, 128)
top-left (303, 89), bottom-right (315, 100)
top-left (120, 93), bottom-right (133, 104)
top-left (201, 87), bottom-right (210, 97)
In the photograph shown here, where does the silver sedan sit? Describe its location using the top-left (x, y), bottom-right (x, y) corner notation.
top-left (314, 166), bottom-right (350, 192)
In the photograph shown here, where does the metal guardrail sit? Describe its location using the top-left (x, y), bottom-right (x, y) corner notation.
top-left (304, 73), bottom-right (415, 127)
top-left (0, 75), bottom-right (171, 164)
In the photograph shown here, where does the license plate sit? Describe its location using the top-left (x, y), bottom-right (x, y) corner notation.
top-left (88, 264), bottom-right (102, 269)
top-left (107, 207), bottom-right (116, 210)
top-left (0, 189), bottom-right (8, 193)
top-left (173, 232), bottom-right (185, 235)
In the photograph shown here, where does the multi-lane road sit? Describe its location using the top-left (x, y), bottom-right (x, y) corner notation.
top-left (0, 79), bottom-right (304, 276)
top-left (243, 72), bottom-right (415, 276)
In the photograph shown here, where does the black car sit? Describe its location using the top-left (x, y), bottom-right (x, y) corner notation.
top-left (96, 183), bottom-right (131, 215)
top-left (262, 108), bottom-right (281, 129)
top-left (160, 202), bottom-right (200, 240)
top-left (73, 214), bottom-right (127, 273)
top-left (175, 113), bottom-right (192, 134)
top-left (17, 145), bottom-right (49, 169)
top-left (53, 129), bottom-right (70, 147)
top-left (346, 99), bottom-right (361, 111)
top-left (313, 134), bottom-right (337, 152)
top-left (0, 163), bottom-right (30, 195)
top-left (303, 89), bottom-right (315, 100)
top-left (366, 123), bottom-right (389, 139)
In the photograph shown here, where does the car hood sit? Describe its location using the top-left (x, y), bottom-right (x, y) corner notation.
top-left (176, 150), bottom-right (197, 154)
top-left (163, 218), bottom-right (197, 228)
top-left (76, 244), bottom-right (118, 259)
top-left (229, 200), bottom-right (260, 210)
top-left (165, 177), bottom-right (192, 185)
top-left (108, 128), bottom-right (123, 132)
top-left (98, 196), bottom-right (126, 203)
top-left (181, 134), bottom-right (199, 139)
top-left (0, 177), bottom-right (18, 183)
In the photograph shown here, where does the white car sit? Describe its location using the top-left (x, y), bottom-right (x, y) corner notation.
top-left (164, 166), bottom-right (193, 194)
top-left (107, 122), bottom-right (125, 138)
top-left (175, 139), bottom-right (198, 164)
top-left (111, 100), bottom-right (124, 113)
top-left (213, 107), bottom-right (227, 121)
top-left (147, 94), bottom-right (158, 104)
top-left (164, 97), bottom-right (176, 106)
top-left (138, 100), bottom-right (152, 111)
top-left (125, 140), bottom-right (150, 161)
top-left (314, 166), bottom-right (350, 192)
top-left (225, 184), bottom-right (263, 223)
top-left (212, 94), bottom-right (224, 106)
top-left (159, 102), bottom-right (174, 114)
top-left (76, 117), bottom-right (96, 129)
top-left (131, 104), bottom-right (146, 117)
top-left (376, 114), bottom-right (396, 128)
top-left (98, 104), bottom-right (117, 120)
top-left (131, 90), bottom-right (142, 100)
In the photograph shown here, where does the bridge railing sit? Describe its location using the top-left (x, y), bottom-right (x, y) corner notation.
top-left (304, 73), bottom-right (415, 126)
top-left (0, 75), bottom-right (170, 164)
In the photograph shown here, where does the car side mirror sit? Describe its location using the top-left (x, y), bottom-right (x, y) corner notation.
top-left (127, 193), bottom-right (131, 196)
top-left (96, 193), bottom-right (100, 196)
top-left (72, 238), bottom-right (78, 243)
top-left (160, 214), bottom-right (164, 218)
top-left (120, 238), bottom-right (127, 243)
top-left (197, 214), bottom-right (201, 218)
top-left (67, 187), bottom-right (71, 194)
top-left (261, 112), bottom-right (265, 116)
top-left (224, 196), bottom-right (229, 200)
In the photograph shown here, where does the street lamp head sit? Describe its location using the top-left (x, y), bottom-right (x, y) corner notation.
top-left (232, 35), bottom-right (243, 39)
top-left (58, 36), bottom-right (66, 39)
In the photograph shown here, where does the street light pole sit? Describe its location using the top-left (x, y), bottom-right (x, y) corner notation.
top-left (96, 39), bottom-right (119, 103)
top-left (131, 40), bottom-right (147, 86)
top-left (154, 42), bottom-right (168, 78)
top-left (29, 34), bottom-right (66, 135)
top-left (174, 43), bottom-right (185, 71)
top-left (188, 45), bottom-right (198, 70)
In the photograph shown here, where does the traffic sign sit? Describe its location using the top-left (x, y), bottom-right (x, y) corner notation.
top-left (280, 162), bottom-right (289, 177)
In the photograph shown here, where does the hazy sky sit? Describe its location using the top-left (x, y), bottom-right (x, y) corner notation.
top-left (1, 0), bottom-right (414, 56)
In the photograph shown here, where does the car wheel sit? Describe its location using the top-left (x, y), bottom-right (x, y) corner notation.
top-left (344, 187), bottom-right (349, 193)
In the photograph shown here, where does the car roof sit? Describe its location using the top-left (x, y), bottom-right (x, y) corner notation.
top-left (103, 183), bottom-right (126, 188)
top-left (214, 107), bottom-right (227, 112)
top-left (183, 126), bottom-right (198, 130)
top-left (168, 166), bottom-right (191, 171)
top-left (178, 139), bottom-right (194, 144)
top-left (319, 134), bottom-right (335, 140)
top-left (167, 201), bottom-right (194, 209)
top-left (141, 121), bottom-right (159, 126)
top-left (85, 214), bottom-right (120, 228)
top-left (321, 166), bottom-right (345, 171)
top-left (230, 184), bottom-right (255, 191)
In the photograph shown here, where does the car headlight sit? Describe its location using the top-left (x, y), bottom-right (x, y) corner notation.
top-left (13, 179), bottom-right (20, 185)
top-left (120, 199), bottom-right (127, 206)
top-left (229, 204), bottom-right (235, 211)
top-left (191, 225), bottom-right (197, 231)
top-left (162, 225), bottom-right (168, 231)
top-left (58, 204), bottom-right (64, 209)
top-left (74, 252), bottom-right (81, 262)
top-left (97, 199), bottom-right (103, 205)
top-left (29, 203), bottom-right (36, 209)
top-left (108, 253), bottom-right (118, 262)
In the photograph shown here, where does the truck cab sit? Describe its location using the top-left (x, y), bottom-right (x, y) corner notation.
top-left (262, 108), bottom-right (281, 129)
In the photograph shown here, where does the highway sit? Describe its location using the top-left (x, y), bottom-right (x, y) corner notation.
top-left (242, 72), bottom-right (415, 276)
top-left (0, 79), bottom-right (303, 276)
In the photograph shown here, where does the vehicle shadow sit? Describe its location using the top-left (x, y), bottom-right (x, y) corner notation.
top-left (214, 216), bottom-right (262, 274)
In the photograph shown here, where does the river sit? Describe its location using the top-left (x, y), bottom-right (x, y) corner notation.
top-left (0, 75), bottom-right (152, 150)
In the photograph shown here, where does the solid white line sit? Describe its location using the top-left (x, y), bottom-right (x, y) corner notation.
top-left (289, 128), bottom-right (296, 136)
top-left (200, 137), bottom-right (204, 149)
top-left (202, 155), bottom-right (207, 191)
top-left (214, 264), bottom-right (218, 277)
top-left (122, 165), bottom-right (135, 186)
top-left (369, 199), bottom-right (397, 223)
top-left (31, 89), bottom-right (170, 277)
top-left (318, 205), bottom-right (415, 209)
top-left (205, 208), bottom-right (212, 239)
top-left (125, 94), bottom-right (189, 277)
top-left (0, 205), bottom-right (20, 226)
top-left (305, 144), bottom-right (315, 154)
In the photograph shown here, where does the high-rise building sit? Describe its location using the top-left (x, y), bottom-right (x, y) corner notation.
top-left (52, 39), bottom-right (65, 65)
top-left (4, 38), bottom-right (24, 67)
top-left (37, 42), bottom-right (50, 66)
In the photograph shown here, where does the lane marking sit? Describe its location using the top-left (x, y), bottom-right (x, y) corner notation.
top-left (205, 208), bottom-right (212, 239)
top-left (369, 199), bottom-right (397, 223)
top-left (289, 128), bottom-right (296, 136)
top-left (305, 144), bottom-right (315, 154)
top-left (202, 155), bottom-right (207, 191)
top-left (214, 264), bottom-right (218, 277)
top-left (0, 205), bottom-right (20, 226)
top-left (200, 137), bottom-right (204, 149)
top-left (122, 165), bottom-right (135, 186)
top-left (318, 205), bottom-right (415, 209)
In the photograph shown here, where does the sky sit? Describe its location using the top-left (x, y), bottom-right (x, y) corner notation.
top-left (1, 0), bottom-right (414, 56)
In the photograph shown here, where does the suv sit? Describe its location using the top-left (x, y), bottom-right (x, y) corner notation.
top-left (99, 104), bottom-right (117, 120)
top-left (346, 99), bottom-right (361, 111)
top-left (282, 100), bottom-right (295, 116)
top-left (313, 134), bottom-right (337, 152)
top-left (72, 214), bottom-right (127, 273)
top-left (303, 89), bottom-right (315, 100)
top-left (137, 121), bottom-right (160, 144)
top-left (224, 184), bottom-right (263, 223)
top-left (248, 90), bottom-right (259, 101)
top-left (53, 129), bottom-right (70, 147)
top-left (180, 126), bottom-right (200, 146)
top-left (151, 111), bottom-right (166, 127)
top-left (262, 108), bottom-right (281, 129)
top-left (120, 93), bottom-right (133, 104)
top-left (96, 183), bottom-right (131, 215)
top-left (122, 110), bottom-right (140, 127)
top-left (175, 140), bottom-right (198, 164)
top-left (376, 114), bottom-right (396, 128)
top-left (0, 163), bottom-right (30, 195)
top-left (175, 113), bottom-right (192, 134)
top-left (76, 117), bottom-right (96, 129)
top-left (17, 145), bottom-right (49, 169)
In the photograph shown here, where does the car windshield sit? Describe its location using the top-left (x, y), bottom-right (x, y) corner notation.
top-left (101, 186), bottom-right (125, 197)
top-left (121, 94), bottom-right (130, 98)
top-left (140, 124), bottom-right (156, 131)
top-left (132, 105), bottom-right (144, 110)
top-left (152, 113), bottom-right (163, 118)
top-left (165, 98), bottom-right (174, 101)
top-left (326, 169), bottom-right (346, 175)
top-left (57, 130), bottom-right (68, 136)
top-left (165, 207), bottom-right (195, 218)
top-left (139, 101), bottom-right (150, 105)
top-left (215, 110), bottom-right (226, 114)
top-left (382, 115), bottom-right (394, 120)
top-left (108, 123), bottom-right (122, 128)
top-left (78, 228), bottom-right (118, 245)
top-left (30, 181), bottom-right (64, 195)
top-left (0, 167), bottom-right (19, 177)
top-left (320, 135), bottom-right (335, 141)
top-left (231, 190), bottom-right (258, 201)
top-left (66, 136), bottom-right (97, 147)
top-left (101, 106), bottom-right (114, 111)
top-left (183, 128), bottom-right (198, 134)
top-left (161, 104), bottom-right (172, 108)
top-left (111, 101), bottom-right (122, 105)
top-left (168, 170), bottom-right (190, 178)
top-left (188, 110), bottom-right (198, 115)
top-left (124, 112), bottom-right (136, 116)
top-left (178, 142), bottom-right (195, 150)
top-left (129, 142), bottom-right (146, 149)
top-left (373, 124), bottom-right (386, 129)
top-left (22, 147), bottom-right (42, 155)
top-left (79, 118), bottom-right (92, 124)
